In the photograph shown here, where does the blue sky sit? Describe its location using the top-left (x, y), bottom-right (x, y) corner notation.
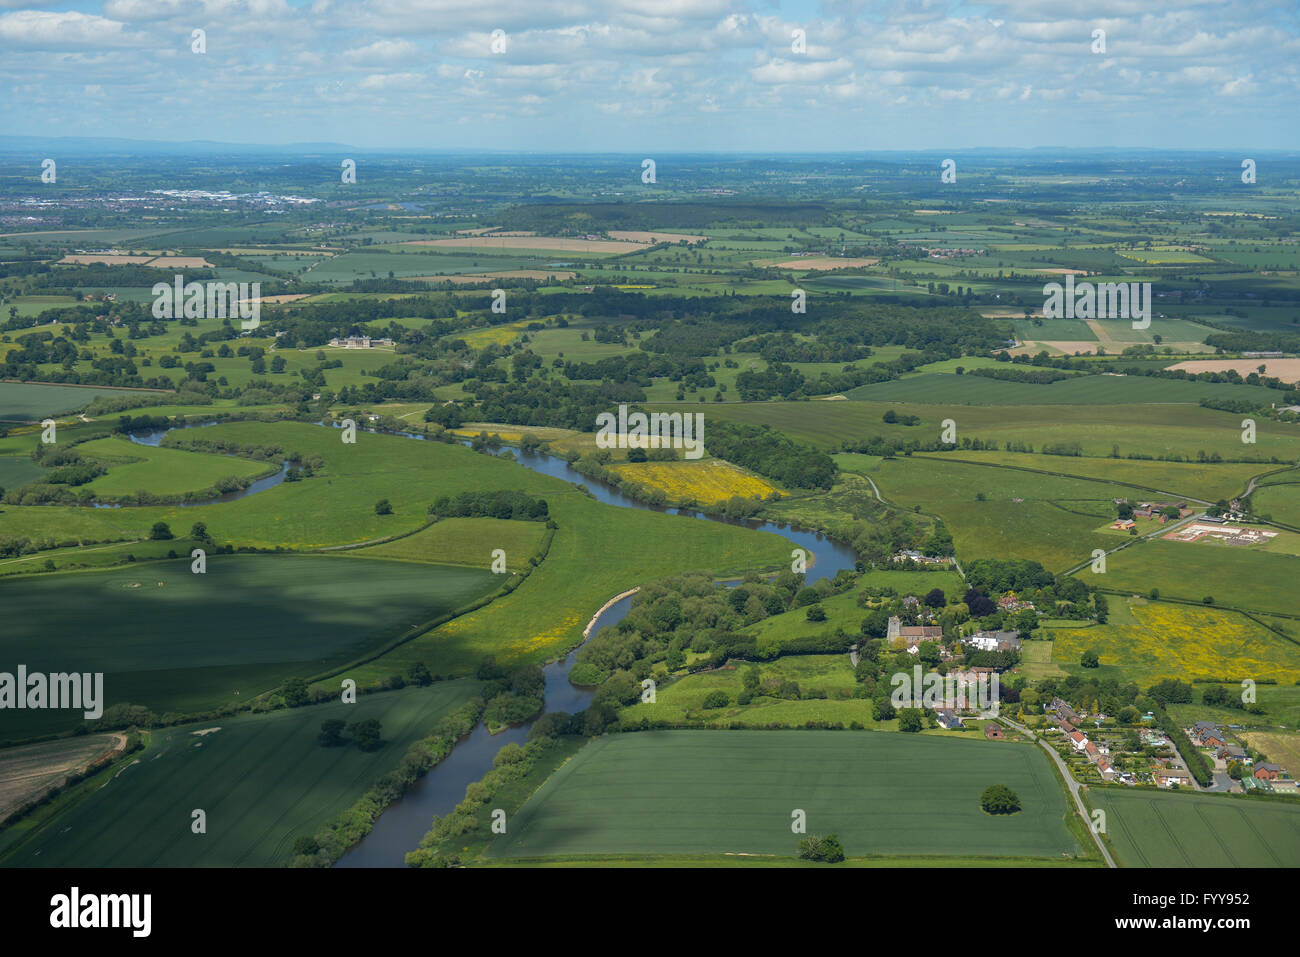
top-left (1, 0), bottom-right (1297, 150)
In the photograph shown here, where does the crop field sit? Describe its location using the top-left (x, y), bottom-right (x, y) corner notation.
top-left (608, 459), bottom-right (779, 505)
top-left (1089, 789), bottom-right (1300, 867)
top-left (844, 372), bottom-right (1279, 406)
top-left (911, 452), bottom-right (1262, 504)
top-left (0, 733), bottom-right (124, 822)
top-left (75, 436), bottom-right (272, 498)
top-left (0, 383), bottom-right (152, 422)
top-left (658, 400), bottom-right (1300, 462)
top-left (0, 554), bottom-right (498, 740)
top-left (2, 681), bottom-right (480, 867)
top-left (1044, 597), bottom-right (1300, 684)
top-left (487, 731), bottom-right (1082, 862)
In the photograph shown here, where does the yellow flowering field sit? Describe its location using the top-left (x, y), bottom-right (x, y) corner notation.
top-left (1050, 599), bottom-right (1300, 683)
top-left (611, 459), bottom-right (778, 505)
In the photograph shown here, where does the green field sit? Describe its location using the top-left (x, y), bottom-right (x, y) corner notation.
top-left (488, 730), bottom-right (1082, 861)
top-left (663, 400), bottom-right (1300, 462)
top-left (2, 681), bottom-right (479, 867)
top-left (1089, 788), bottom-right (1300, 867)
top-left (844, 372), bottom-right (1280, 406)
top-left (0, 421), bottom-right (794, 695)
top-left (76, 435), bottom-right (272, 499)
top-left (1097, 539), bottom-right (1300, 618)
top-left (0, 554), bottom-right (498, 741)
top-left (0, 383), bottom-right (153, 422)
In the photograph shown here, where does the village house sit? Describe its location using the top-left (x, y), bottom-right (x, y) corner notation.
top-left (1217, 745), bottom-right (1248, 763)
top-left (965, 630), bottom-right (1022, 653)
top-left (1156, 768), bottom-right (1192, 788)
top-left (1191, 721), bottom-right (1226, 749)
top-left (1096, 756), bottom-right (1118, 781)
top-left (935, 709), bottom-right (963, 730)
top-left (996, 592), bottom-right (1035, 612)
top-left (1050, 698), bottom-right (1080, 725)
top-left (984, 723), bottom-right (1004, 739)
top-left (1069, 730), bottom-right (1089, 753)
top-left (1254, 763), bottom-right (1285, 781)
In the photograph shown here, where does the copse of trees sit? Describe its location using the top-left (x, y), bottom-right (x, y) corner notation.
top-left (429, 490), bottom-right (549, 521)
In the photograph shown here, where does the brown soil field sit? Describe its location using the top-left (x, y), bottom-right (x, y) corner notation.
top-left (58, 254), bottom-right (153, 265)
top-left (413, 270), bottom-right (577, 284)
top-left (769, 256), bottom-right (880, 270)
top-left (1166, 358), bottom-right (1300, 384)
top-left (401, 237), bottom-right (642, 254)
top-left (0, 733), bottom-right (125, 822)
top-left (606, 230), bottom-right (706, 244)
top-left (250, 294), bottom-right (312, 304)
top-left (147, 256), bottom-right (214, 268)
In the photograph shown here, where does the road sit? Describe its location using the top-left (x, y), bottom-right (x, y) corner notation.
top-left (1000, 714), bottom-right (1117, 868)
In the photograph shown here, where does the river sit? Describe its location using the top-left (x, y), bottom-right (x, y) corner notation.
top-left (118, 421), bottom-right (858, 866)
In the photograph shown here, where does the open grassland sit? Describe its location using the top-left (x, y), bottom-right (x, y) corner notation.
top-left (621, 655), bottom-right (887, 728)
top-left (1045, 597), bottom-right (1300, 685)
top-left (348, 517), bottom-right (547, 572)
top-left (872, 455), bottom-right (1153, 570)
top-left (1252, 482), bottom-right (1300, 526)
top-left (1097, 539), bottom-right (1300, 619)
top-left (0, 734), bottom-right (123, 822)
top-left (0, 383), bottom-right (154, 422)
top-left (2, 682), bottom-right (479, 867)
top-left (1089, 788), bottom-right (1300, 867)
top-left (857, 567), bottom-right (964, 598)
top-left (487, 730), bottom-right (1082, 862)
top-left (609, 459), bottom-right (779, 505)
top-left (76, 435), bottom-right (271, 498)
top-left (0, 554), bottom-right (497, 742)
top-left (665, 401), bottom-right (1300, 462)
top-left (1168, 685), bottom-right (1300, 732)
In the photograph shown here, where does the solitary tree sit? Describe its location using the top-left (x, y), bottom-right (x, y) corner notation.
top-left (347, 718), bottom-right (383, 752)
top-left (1080, 649), bottom-right (1100, 668)
top-left (374, 498), bottom-right (393, 515)
top-left (318, 719), bottom-right (346, 747)
top-left (149, 521), bottom-right (173, 540)
top-left (981, 784), bottom-right (1021, 815)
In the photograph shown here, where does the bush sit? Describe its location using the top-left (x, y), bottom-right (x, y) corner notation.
top-left (797, 834), bottom-right (845, 862)
top-left (805, 604), bottom-right (827, 622)
top-left (980, 784), bottom-right (1020, 815)
top-left (701, 690), bottom-right (730, 709)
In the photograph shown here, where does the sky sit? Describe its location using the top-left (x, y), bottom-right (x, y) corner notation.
top-left (1, 0), bottom-right (1298, 151)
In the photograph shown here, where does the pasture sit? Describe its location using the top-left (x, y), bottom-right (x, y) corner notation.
top-left (487, 730), bottom-right (1082, 862)
top-left (3, 681), bottom-right (480, 867)
top-left (1044, 598), bottom-right (1300, 685)
top-left (76, 435), bottom-right (271, 499)
top-left (1089, 788), bottom-right (1300, 867)
top-left (1096, 539), bottom-right (1300, 618)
